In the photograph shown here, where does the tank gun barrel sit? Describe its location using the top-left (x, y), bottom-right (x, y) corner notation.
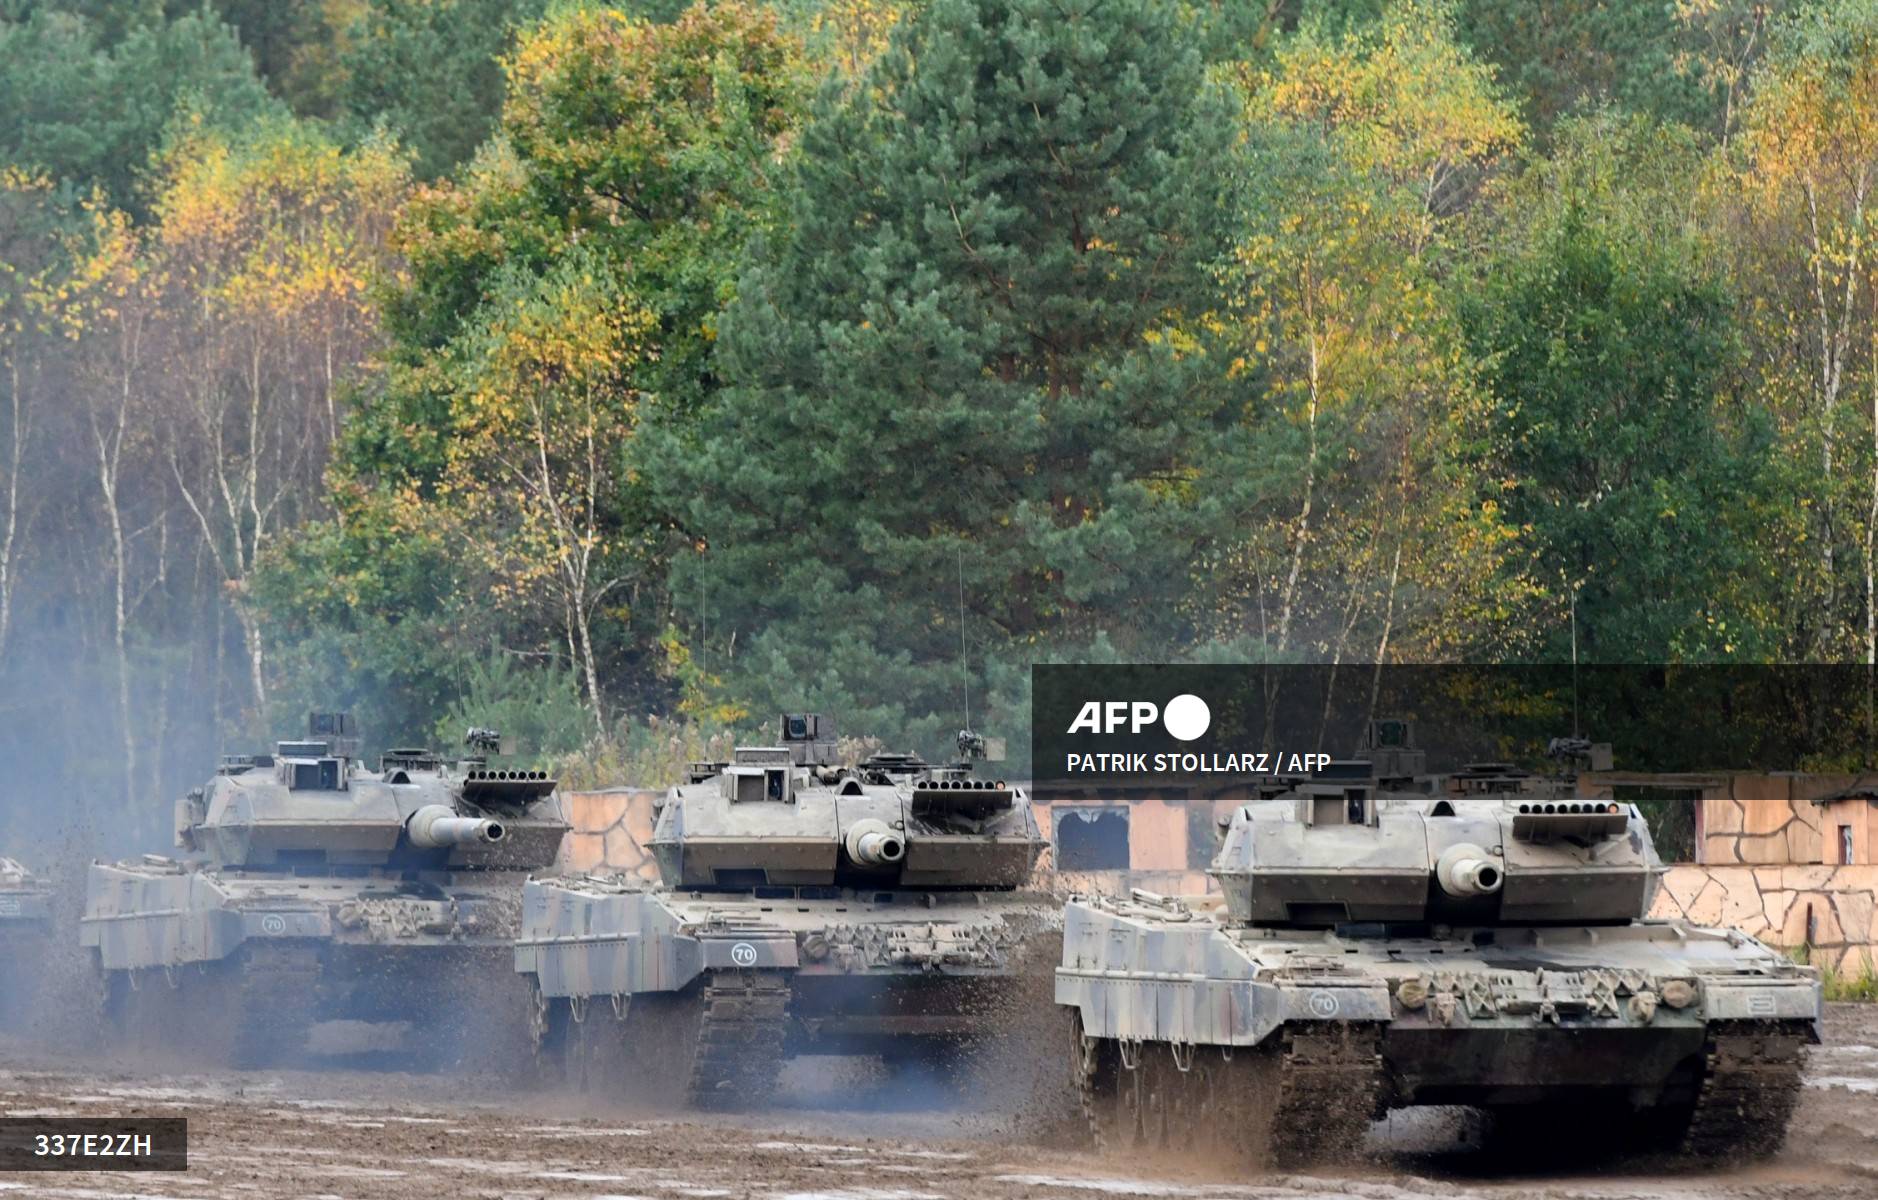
top-left (407, 804), bottom-right (506, 849)
top-left (1435, 843), bottom-right (1504, 898)
top-left (844, 818), bottom-right (906, 868)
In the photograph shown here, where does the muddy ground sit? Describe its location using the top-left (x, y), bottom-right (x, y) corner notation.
top-left (1, 1005), bottom-right (1875, 1200)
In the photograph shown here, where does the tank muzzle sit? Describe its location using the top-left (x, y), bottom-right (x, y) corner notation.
top-left (408, 804), bottom-right (506, 848)
top-left (1435, 843), bottom-right (1503, 898)
top-left (844, 818), bottom-right (906, 868)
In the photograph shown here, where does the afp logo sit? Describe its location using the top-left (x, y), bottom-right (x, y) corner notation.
top-left (1066, 694), bottom-right (1211, 741)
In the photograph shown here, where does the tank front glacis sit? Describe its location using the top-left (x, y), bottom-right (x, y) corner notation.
top-left (1056, 722), bottom-right (1822, 1166)
top-left (515, 714), bottom-right (1060, 1108)
top-left (81, 716), bottom-right (569, 1068)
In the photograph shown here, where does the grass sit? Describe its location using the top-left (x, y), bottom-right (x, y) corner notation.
top-left (1792, 945), bottom-right (1878, 1001)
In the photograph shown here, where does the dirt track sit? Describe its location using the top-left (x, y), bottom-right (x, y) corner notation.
top-left (2, 1005), bottom-right (1876, 1200)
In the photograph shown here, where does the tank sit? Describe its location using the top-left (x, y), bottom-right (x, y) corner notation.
top-left (1056, 721), bottom-right (1822, 1165)
top-left (514, 714), bottom-right (1060, 1108)
top-left (0, 856), bottom-right (54, 1024)
top-left (81, 716), bottom-right (568, 1068)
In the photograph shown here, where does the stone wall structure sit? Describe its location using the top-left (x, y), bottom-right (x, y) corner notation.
top-left (556, 783), bottom-right (1878, 972)
top-left (1690, 774), bottom-right (1834, 864)
top-left (558, 787), bottom-right (661, 881)
top-left (1649, 864), bottom-right (1878, 975)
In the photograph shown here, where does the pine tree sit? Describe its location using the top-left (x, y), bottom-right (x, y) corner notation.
top-left (668, 0), bottom-right (1242, 738)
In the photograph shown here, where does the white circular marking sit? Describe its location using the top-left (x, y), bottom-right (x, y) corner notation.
top-left (1163, 694), bottom-right (1211, 741)
top-left (730, 941), bottom-right (758, 967)
top-left (1308, 990), bottom-right (1339, 1017)
top-left (260, 914), bottom-right (287, 935)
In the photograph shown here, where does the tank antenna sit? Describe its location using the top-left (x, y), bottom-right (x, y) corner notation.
top-left (957, 545), bottom-right (971, 732)
top-left (1570, 586), bottom-right (1579, 740)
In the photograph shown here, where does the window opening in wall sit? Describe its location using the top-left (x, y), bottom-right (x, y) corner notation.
top-left (1055, 806), bottom-right (1130, 871)
top-left (1618, 785), bottom-right (1698, 863)
top-left (1842, 823), bottom-right (1856, 866)
top-left (1187, 801), bottom-right (1222, 868)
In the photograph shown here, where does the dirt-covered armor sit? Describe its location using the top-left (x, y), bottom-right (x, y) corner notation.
top-left (81, 716), bottom-right (567, 1068)
top-left (0, 856), bottom-right (53, 1024)
top-left (1057, 722), bottom-right (1822, 1166)
top-left (515, 714), bottom-right (1059, 1108)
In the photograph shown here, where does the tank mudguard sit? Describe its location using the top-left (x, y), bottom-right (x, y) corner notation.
top-left (81, 865), bottom-right (250, 970)
top-left (514, 878), bottom-right (801, 999)
top-left (1054, 897), bottom-right (1391, 1046)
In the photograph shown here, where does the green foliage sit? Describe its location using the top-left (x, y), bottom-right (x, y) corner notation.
top-left (266, 1), bottom-right (810, 736)
top-left (203, 1), bottom-right (357, 119)
top-left (0, 3), bottom-right (281, 209)
top-left (669, 0), bottom-right (1242, 734)
top-left (17, 0), bottom-right (1878, 812)
top-left (1794, 945), bottom-right (1878, 1002)
top-left (551, 714), bottom-right (739, 790)
top-left (435, 651), bottom-right (591, 762)
top-left (1204, 0), bottom-right (1527, 663)
top-left (1453, 1), bottom-right (1741, 139)
top-left (341, 0), bottom-right (550, 177)
top-left (1462, 112), bottom-right (1777, 660)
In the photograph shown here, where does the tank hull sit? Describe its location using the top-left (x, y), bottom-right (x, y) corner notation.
top-left (516, 875), bottom-right (1061, 1105)
top-left (0, 904), bottom-right (52, 1027)
top-left (82, 861), bottom-right (532, 1068)
top-left (1056, 893), bottom-right (1822, 1163)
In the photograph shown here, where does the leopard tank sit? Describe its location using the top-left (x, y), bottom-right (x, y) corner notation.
top-left (515, 714), bottom-right (1060, 1108)
top-left (82, 716), bottom-right (567, 1069)
top-left (1056, 721), bottom-right (1822, 1166)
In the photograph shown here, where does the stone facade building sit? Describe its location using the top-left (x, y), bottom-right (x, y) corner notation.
top-left (555, 769), bottom-right (1878, 976)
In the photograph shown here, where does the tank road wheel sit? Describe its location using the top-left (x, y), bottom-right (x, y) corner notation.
top-left (564, 994), bottom-right (640, 1096)
top-left (97, 966), bottom-right (133, 1050)
top-left (1073, 1015), bottom-right (1153, 1152)
top-left (1194, 1024), bottom-right (1384, 1169)
top-left (1160, 1044), bottom-right (1222, 1156)
top-left (1681, 1021), bottom-right (1810, 1163)
top-left (1109, 1047), bottom-right (1155, 1151)
top-left (530, 987), bottom-right (574, 1087)
top-left (101, 967), bottom-right (165, 1058)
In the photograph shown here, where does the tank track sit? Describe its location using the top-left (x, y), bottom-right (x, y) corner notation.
top-left (230, 941), bottom-right (323, 1068)
top-left (1681, 1020), bottom-right (1810, 1162)
top-left (685, 969), bottom-right (790, 1109)
top-left (1266, 1024), bottom-right (1385, 1165)
top-left (1073, 1015), bottom-right (1384, 1167)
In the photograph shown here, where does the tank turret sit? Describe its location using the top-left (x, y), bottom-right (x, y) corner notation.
top-left (648, 713), bottom-right (1044, 889)
top-left (172, 714), bottom-right (564, 873)
top-left (1213, 749), bottom-right (1657, 927)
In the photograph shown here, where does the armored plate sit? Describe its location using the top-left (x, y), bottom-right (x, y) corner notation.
top-left (1058, 894), bottom-right (1819, 1066)
top-left (519, 875), bottom-right (1058, 995)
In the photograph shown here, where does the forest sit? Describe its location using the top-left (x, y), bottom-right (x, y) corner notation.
top-left (0, 0), bottom-right (1875, 838)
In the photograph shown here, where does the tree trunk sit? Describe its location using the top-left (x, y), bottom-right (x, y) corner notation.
top-left (573, 596), bottom-right (607, 740)
top-left (1275, 274), bottom-right (1321, 656)
top-left (0, 358), bottom-right (26, 662)
top-left (1369, 540), bottom-right (1404, 719)
top-left (240, 607), bottom-right (267, 720)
